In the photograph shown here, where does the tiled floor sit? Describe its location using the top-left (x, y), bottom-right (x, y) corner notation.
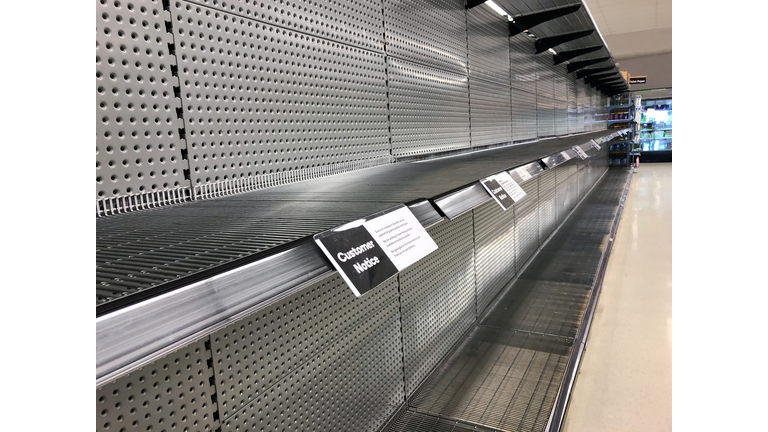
top-left (562, 163), bottom-right (672, 432)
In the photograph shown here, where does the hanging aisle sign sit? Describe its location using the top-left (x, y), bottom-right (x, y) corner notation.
top-left (480, 171), bottom-right (527, 211)
top-left (629, 76), bottom-right (647, 84)
top-left (314, 205), bottom-right (438, 297)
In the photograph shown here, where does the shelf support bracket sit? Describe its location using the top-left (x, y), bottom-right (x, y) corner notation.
top-left (534, 29), bottom-right (594, 53)
top-left (509, 4), bottom-right (582, 37)
top-left (567, 56), bottom-right (612, 73)
top-left (552, 45), bottom-right (604, 65)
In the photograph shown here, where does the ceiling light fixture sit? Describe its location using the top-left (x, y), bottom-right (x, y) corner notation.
top-left (485, 1), bottom-right (508, 18)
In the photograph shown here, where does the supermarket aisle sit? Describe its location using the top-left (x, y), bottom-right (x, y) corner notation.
top-left (562, 163), bottom-right (672, 432)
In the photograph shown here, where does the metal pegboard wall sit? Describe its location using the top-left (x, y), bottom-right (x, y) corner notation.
top-left (170, 2), bottom-right (392, 199)
top-left (221, 295), bottom-right (405, 431)
top-left (399, 212), bottom-right (476, 398)
top-left (183, 0), bottom-right (385, 52)
top-left (96, 338), bottom-right (219, 432)
top-left (467, 3), bottom-right (511, 81)
top-left (467, 3), bottom-right (512, 147)
top-left (555, 98), bottom-right (568, 136)
top-left (383, 0), bottom-right (468, 75)
top-left (511, 89), bottom-right (537, 142)
top-left (535, 52), bottom-right (554, 101)
top-left (209, 274), bottom-right (400, 419)
top-left (514, 175), bottom-right (539, 273)
top-left (555, 160), bottom-right (575, 224)
top-left (567, 73), bottom-right (581, 134)
top-left (509, 33), bottom-right (536, 94)
top-left (554, 63), bottom-right (567, 102)
top-left (469, 77), bottom-right (513, 147)
top-left (387, 58), bottom-right (471, 157)
top-left (538, 166), bottom-right (557, 241)
top-left (473, 200), bottom-right (515, 318)
top-left (96, 0), bottom-right (191, 215)
top-left (536, 96), bottom-right (555, 138)
top-left (576, 83), bottom-right (587, 131)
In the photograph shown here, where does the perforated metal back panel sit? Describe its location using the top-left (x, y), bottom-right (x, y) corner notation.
top-left (209, 274), bottom-right (400, 419)
top-left (383, 0), bottom-right (468, 75)
top-left (388, 57), bottom-right (471, 157)
top-left (555, 160), bottom-right (574, 224)
top-left (96, 0), bottom-right (190, 208)
top-left (219, 275), bottom-right (405, 431)
top-left (399, 212), bottom-right (476, 398)
top-left (513, 175), bottom-right (539, 272)
top-left (170, 1), bottom-right (391, 198)
top-left (509, 34), bottom-right (536, 94)
top-left (96, 339), bottom-right (220, 432)
top-left (473, 201), bottom-right (516, 318)
top-left (538, 167), bottom-right (557, 241)
top-left (536, 96), bottom-right (554, 138)
top-left (184, 0), bottom-right (385, 52)
top-left (467, 5), bottom-right (512, 147)
top-left (511, 88), bottom-right (537, 142)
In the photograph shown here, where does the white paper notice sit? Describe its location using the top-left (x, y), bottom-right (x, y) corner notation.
top-left (363, 206), bottom-right (438, 271)
top-left (494, 172), bottom-right (527, 203)
top-left (560, 151), bottom-right (572, 160)
top-left (572, 146), bottom-right (588, 159)
top-left (514, 166), bottom-right (532, 182)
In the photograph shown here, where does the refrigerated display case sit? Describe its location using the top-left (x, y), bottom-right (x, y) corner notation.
top-left (637, 98), bottom-right (672, 161)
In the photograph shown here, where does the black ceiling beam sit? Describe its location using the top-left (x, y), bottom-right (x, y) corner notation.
top-left (509, 4), bottom-right (582, 37)
top-left (466, 0), bottom-right (488, 9)
top-left (534, 30), bottom-right (594, 54)
top-left (576, 66), bottom-right (616, 79)
top-left (585, 73), bottom-right (621, 85)
top-left (566, 56), bottom-right (612, 72)
top-left (552, 45), bottom-right (604, 65)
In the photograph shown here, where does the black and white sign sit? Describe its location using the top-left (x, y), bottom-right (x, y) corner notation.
top-left (514, 166), bottom-right (532, 182)
top-left (572, 146), bottom-right (589, 160)
top-left (590, 139), bottom-right (601, 151)
top-left (314, 205), bottom-right (438, 297)
top-left (480, 172), bottom-right (526, 210)
top-left (629, 76), bottom-right (647, 84)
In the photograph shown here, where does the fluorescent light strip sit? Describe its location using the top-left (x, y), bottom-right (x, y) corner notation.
top-left (485, 0), bottom-right (508, 17)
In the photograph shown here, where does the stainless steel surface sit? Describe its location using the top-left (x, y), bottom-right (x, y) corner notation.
top-left (184, 0), bottom-right (386, 52)
top-left (467, 4), bottom-right (513, 147)
top-left (96, 130), bottom-right (619, 311)
top-left (409, 327), bottom-right (573, 432)
top-left (384, 163), bottom-right (628, 432)
top-left (473, 200), bottom-right (516, 317)
top-left (171, 0), bottom-right (391, 196)
top-left (400, 212), bottom-right (476, 398)
top-left (96, 239), bottom-right (333, 384)
top-left (96, 338), bottom-right (220, 432)
top-left (433, 183), bottom-right (493, 221)
top-left (509, 161), bottom-right (545, 184)
top-left (387, 57), bottom-right (471, 157)
top-left (514, 175), bottom-right (540, 272)
top-left (222, 279), bottom-right (405, 431)
top-left (96, 0), bottom-right (189, 205)
top-left (210, 274), bottom-right (401, 421)
top-left (409, 199), bottom-right (446, 228)
top-left (383, 0), bottom-right (469, 74)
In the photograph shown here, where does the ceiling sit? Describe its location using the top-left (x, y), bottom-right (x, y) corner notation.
top-left (583, 0), bottom-right (672, 59)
